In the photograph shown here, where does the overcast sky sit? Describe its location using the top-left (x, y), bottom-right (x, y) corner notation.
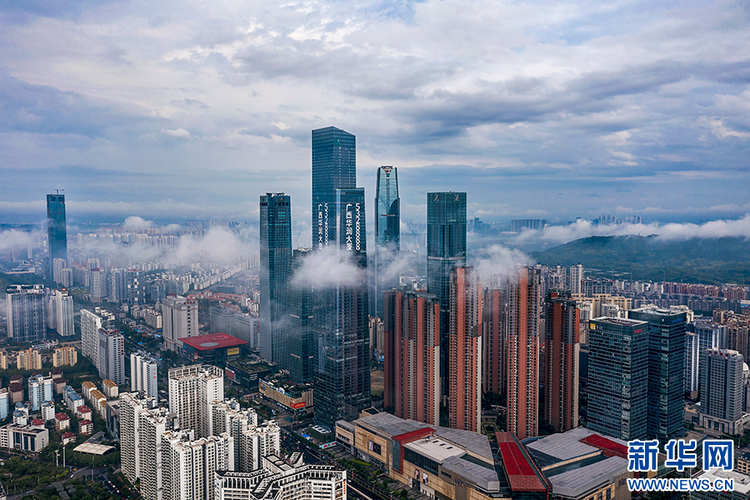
top-left (1, 0), bottom-right (749, 230)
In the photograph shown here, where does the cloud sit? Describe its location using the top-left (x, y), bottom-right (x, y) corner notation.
top-left (161, 128), bottom-right (192, 139)
top-left (0, 229), bottom-right (39, 253)
top-left (514, 214), bottom-right (750, 244)
top-left (171, 226), bottom-right (250, 263)
top-left (291, 245), bottom-right (365, 288)
top-left (472, 244), bottom-right (534, 285)
top-left (123, 216), bottom-right (153, 231)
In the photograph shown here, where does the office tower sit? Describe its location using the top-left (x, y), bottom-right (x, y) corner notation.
top-left (699, 349), bottom-right (744, 435)
top-left (383, 286), bottom-right (440, 425)
top-left (168, 364), bottom-right (224, 438)
top-left (569, 264), bottom-right (584, 295)
top-left (629, 307), bottom-right (686, 441)
top-left (28, 374), bottom-right (53, 411)
top-left (311, 126), bottom-right (356, 249)
top-left (587, 317), bottom-right (649, 440)
top-left (163, 295), bottom-right (199, 351)
top-left (544, 290), bottom-right (580, 433)
top-left (161, 430), bottom-right (234, 500)
top-left (426, 191), bottom-right (467, 399)
top-left (90, 268), bottom-right (107, 303)
top-left (131, 351), bottom-right (159, 403)
top-left (6, 285), bottom-right (47, 343)
top-left (506, 266), bottom-right (541, 440)
top-left (695, 319), bottom-right (728, 352)
top-left (46, 192), bottom-right (67, 278)
top-left (313, 187), bottom-right (371, 428)
top-left (98, 328), bottom-right (125, 385)
top-left (372, 166), bottom-right (400, 318)
top-left (259, 193), bottom-right (292, 369)
top-left (288, 248), bottom-right (314, 383)
top-left (448, 266), bottom-right (482, 432)
top-left (53, 346), bottom-right (78, 367)
top-left (685, 332), bottom-right (700, 395)
top-left (482, 287), bottom-right (506, 395)
top-left (48, 289), bottom-right (74, 337)
top-left (215, 456), bottom-right (346, 500)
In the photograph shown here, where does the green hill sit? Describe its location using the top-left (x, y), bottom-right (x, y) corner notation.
top-left (531, 235), bottom-right (750, 285)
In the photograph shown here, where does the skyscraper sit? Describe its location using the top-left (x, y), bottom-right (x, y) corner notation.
top-left (81, 308), bottom-right (115, 368)
top-left (46, 192), bottom-right (67, 279)
top-left (482, 288), bottom-right (506, 395)
top-left (506, 267), bottom-right (541, 440)
top-left (48, 289), bottom-right (74, 337)
top-left (383, 286), bottom-right (440, 425)
top-left (629, 307), bottom-right (686, 441)
top-left (310, 126), bottom-right (370, 427)
top-left (168, 364), bottom-right (224, 438)
top-left (288, 248), bottom-right (314, 383)
top-left (448, 265), bottom-right (482, 432)
top-left (544, 290), bottom-right (580, 433)
top-left (426, 191), bottom-right (467, 399)
top-left (259, 193), bottom-right (292, 369)
top-left (131, 351), bottom-right (159, 403)
top-left (98, 328), bottom-right (125, 385)
top-left (312, 126), bottom-right (356, 249)
top-left (587, 317), bottom-right (649, 441)
top-left (372, 166), bottom-right (400, 318)
top-left (312, 187), bottom-right (371, 428)
top-left (698, 349), bottom-right (744, 435)
top-left (569, 264), bottom-right (583, 295)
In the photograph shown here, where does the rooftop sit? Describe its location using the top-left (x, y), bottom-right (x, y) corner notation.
top-left (548, 456), bottom-right (628, 499)
top-left (591, 317), bottom-right (648, 327)
top-left (693, 469), bottom-right (750, 495)
top-left (497, 432), bottom-right (548, 492)
top-left (405, 437), bottom-right (466, 462)
top-left (73, 443), bottom-right (115, 455)
top-left (181, 332), bottom-right (247, 351)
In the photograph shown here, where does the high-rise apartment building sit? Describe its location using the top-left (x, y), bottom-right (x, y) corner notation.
top-left (90, 268), bottom-right (107, 303)
top-left (383, 286), bottom-right (440, 425)
top-left (310, 126), bottom-right (371, 428)
top-left (28, 374), bottom-right (54, 411)
top-left (448, 266), bottom-right (482, 432)
top-left (98, 328), bottom-right (125, 386)
top-left (6, 285), bottom-right (47, 343)
top-left (161, 430), bottom-right (234, 500)
top-left (372, 166), bottom-right (400, 318)
top-left (544, 290), bottom-right (580, 433)
top-left (16, 348), bottom-right (42, 370)
top-left (120, 392), bottom-right (157, 486)
top-left (259, 193), bottom-right (292, 369)
top-left (168, 364), bottom-right (224, 438)
top-left (47, 289), bottom-right (74, 337)
top-left (81, 308), bottom-right (114, 369)
top-left (569, 264), bottom-right (584, 295)
top-left (628, 307), bottom-right (686, 441)
top-left (695, 319), bottom-right (727, 353)
top-left (312, 126), bottom-right (356, 249)
top-left (53, 346), bottom-right (78, 367)
top-left (426, 192), bottom-right (467, 400)
top-left (506, 266), bottom-right (541, 439)
top-left (588, 317), bottom-right (649, 440)
top-left (685, 332), bottom-right (700, 395)
top-left (163, 295), bottom-right (199, 351)
top-left (288, 248), bottom-right (314, 383)
top-left (482, 288), bottom-right (505, 395)
top-left (46, 193), bottom-right (67, 279)
top-left (131, 351), bottom-right (159, 403)
top-left (699, 349), bottom-right (745, 435)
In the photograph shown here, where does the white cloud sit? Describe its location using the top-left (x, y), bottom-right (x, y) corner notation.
top-left (123, 216), bottom-right (153, 230)
top-left (291, 245), bottom-right (365, 289)
top-left (161, 128), bottom-right (192, 139)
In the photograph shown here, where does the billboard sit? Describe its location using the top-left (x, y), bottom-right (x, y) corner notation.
top-left (227, 347), bottom-right (240, 356)
top-left (291, 401), bottom-right (306, 409)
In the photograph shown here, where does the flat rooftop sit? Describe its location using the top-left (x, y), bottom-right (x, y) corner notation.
top-left (181, 333), bottom-right (247, 350)
top-left (548, 456), bottom-right (628, 499)
top-left (694, 469), bottom-right (750, 495)
top-left (497, 432), bottom-right (547, 492)
top-left (405, 437), bottom-right (466, 462)
top-left (73, 443), bottom-right (115, 455)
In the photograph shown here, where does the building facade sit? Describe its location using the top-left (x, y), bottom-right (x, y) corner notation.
top-left (699, 348), bottom-right (745, 435)
top-left (47, 193), bottom-right (67, 279)
top-left (482, 288), bottom-right (506, 395)
top-left (544, 290), bottom-right (580, 433)
top-left (131, 351), bottom-right (159, 402)
top-left (506, 266), bottom-right (541, 439)
top-left (98, 328), bottom-right (125, 386)
top-left (6, 285), bottom-right (47, 343)
top-left (383, 287), bottom-right (440, 425)
top-left (163, 295), bottom-right (199, 351)
top-left (168, 364), bottom-right (224, 438)
top-left (372, 165), bottom-right (400, 318)
top-left (288, 248), bottom-right (315, 383)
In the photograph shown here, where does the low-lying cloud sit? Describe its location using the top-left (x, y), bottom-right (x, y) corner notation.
top-left (472, 244), bottom-right (534, 286)
top-left (291, 245), bottom-right (365, 289)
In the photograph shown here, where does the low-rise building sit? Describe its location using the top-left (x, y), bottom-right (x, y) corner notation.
top-left (0, 424), bottom-right (49, 452)
top-left (342, 411), bottom-right (509, 500)
top-left (77, 405), bottom-right (92, 421)
top-left (41, 401), bottom-right (55, 422)
top-left (82, 381), bottom-right (97, 400)
top-left (79, 419), bottom-right (93, 435)
top-left (62, 432), bottom-right (76, 445)
top-left (689, 469), bottom-right (750, 500)
top-left (55, 413), bottom-right (70, 432)
top-left (214, 453), bottom-right (346, 500)
top-left (259, 378), bottom-right (313, 412)
top-left (102, 379), bottom-right (119, 398)
top-left (9, 384), bottom-right (23, 404)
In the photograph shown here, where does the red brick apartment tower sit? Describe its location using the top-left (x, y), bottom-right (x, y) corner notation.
top-left (483, 288), bottom-right (506, 395)
top-left (383, 287), bottom-right (441, 425)
top-left (507, 266), bottom-right (541, 439)
top-left (545, 290), bottom-right (580, 432)
top-left (449, 266), bottom-right (482, 432)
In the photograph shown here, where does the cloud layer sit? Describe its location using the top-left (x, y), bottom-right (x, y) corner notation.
top-left (1, 0), bottom-right (749, 225)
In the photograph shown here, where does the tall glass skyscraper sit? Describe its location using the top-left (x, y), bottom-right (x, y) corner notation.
top-left (372, 166), bottom-right (400, 318)
top-left (312, 127), bottom-right (356, 249)
top-left (426, 191), bottom-right (466, 400)
top-left (46, 193), bottom-right (67, 278)
top-left (288, 248), bottom-right (314, 383)
top-left (310, 127), bottom-right (371, 428)
top-left (260, 193), bottom-right (292, 370)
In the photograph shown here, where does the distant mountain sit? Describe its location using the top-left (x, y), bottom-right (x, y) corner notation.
top-left (531, 235), bottom-right (750, 286)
